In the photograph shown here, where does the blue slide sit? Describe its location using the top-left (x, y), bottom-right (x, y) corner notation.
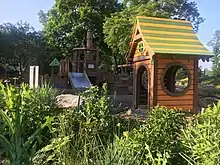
top-left (68, 72), bottom-right (91, 91)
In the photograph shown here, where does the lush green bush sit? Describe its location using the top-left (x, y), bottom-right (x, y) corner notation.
top-left (33, 84), bottom-right (115, 164)
top-left (0, 83), bottom-right (55, 164)
top-left (181, 102), bottom-right (220, 165)
top-left (129, 106), bottom-right (187, 164)
top-left (33, 94), bottom-right (188, 165)
top-left (24, 84), bottom-right (58, 149)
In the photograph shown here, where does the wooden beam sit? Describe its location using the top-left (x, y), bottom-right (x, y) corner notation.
top-left (126, 42), bottom-right (138, 60)
top-left (153, 56), bottom-right (158, 107)
top-left (193, 58), bottom-right (198, 113)
top-left (134, 34), bottom-right (142, 41)
top-left (133, 65), bottom-right (137, 108)
top-left (118, 64), bottom-right (133, 68)
top-left (133, 56), bottom-right (151, 62)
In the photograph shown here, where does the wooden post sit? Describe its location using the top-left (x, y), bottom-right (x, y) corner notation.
top-left (29, 66), bottom-right (34, 88)
top-left (35, 66), bottom-right (39, 88)
top-left (133, 64), bottom-right (137, 108)
top-left (193, 58), bottom-right (199, 113)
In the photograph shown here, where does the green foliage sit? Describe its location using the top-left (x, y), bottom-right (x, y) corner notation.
top-left (1, 83), bottom-right (220, 165)
top-left (23, 84), bottom-right (58, 149)
top-left (0, 83), bottom-right (54, 165)
top-left (24, 84), bottom-right (57, 129)
top-left (198, 86), bottom-right (220, 109)
top-left (0, 21), bottom-right (51, 74)
top-left (33, 84), bottom-right (115, 164)
top-left (78, 84), bottom-right (113, 132)
top-left (129, 106), bottom-right (186, 164)
top-left (181, 102), bottom-right (220, 165)
top-left (89, 135), bottom-right (169, 165)
top-left (40, 0), bottom-right (121, 70)
top-left (33, 97), bottom-right (188, 165)
top-left (198, 67), bottom-right (220, 110)
top-left (208, 30), bottom-right (220, 76)
top-left (104, 0), bottom-right (204, 62)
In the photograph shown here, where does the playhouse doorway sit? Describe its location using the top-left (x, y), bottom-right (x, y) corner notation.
top-left (136, 65), bottom-right (149, 108)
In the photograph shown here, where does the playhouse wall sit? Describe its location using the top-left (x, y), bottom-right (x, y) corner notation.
top-left (155, 56), bottom-right (197, 112)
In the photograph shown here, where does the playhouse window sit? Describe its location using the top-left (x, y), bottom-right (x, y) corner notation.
top-left (138, 42), bottom-right (144, 53)
top-left (162, 63), bottom-right (191, 96)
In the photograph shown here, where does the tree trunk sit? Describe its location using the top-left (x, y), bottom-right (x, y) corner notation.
top-left (113, 54), bottom-right (118, 74)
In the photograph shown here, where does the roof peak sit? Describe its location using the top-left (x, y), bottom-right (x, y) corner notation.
top-left (127, 16), bottom-right (214, 57)
top-left (136, 16), bottom-right (190, 23)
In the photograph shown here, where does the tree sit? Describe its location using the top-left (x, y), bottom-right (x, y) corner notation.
top-left (0, 21), bottom-right (50, 75)
top-left (104, 0), bottom-right (204, 65)
top-left (39, 0), bottom-right (122, 71)
top-left (208, 30), bottom-right (220, 76)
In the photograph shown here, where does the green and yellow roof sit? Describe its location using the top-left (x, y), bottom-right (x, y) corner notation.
top-left (130, 16), bottom-right (214, 56)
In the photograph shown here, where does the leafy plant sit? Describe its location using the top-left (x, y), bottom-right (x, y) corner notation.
top-left (130, 106), bottom-right (187, 164)
top-left (33, 84), bottom-right (115, 164)
top-left (181, 101), bottom-right (220, 165)
top-left (24, 83), bottom-right (58, 149)
top-left (0, 83), bottom-right (54, 165)
top-left (78, 83), bottom-right (113, 134)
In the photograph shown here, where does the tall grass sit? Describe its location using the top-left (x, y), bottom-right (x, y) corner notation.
top-left (0, 82), bottom-right (57, 164)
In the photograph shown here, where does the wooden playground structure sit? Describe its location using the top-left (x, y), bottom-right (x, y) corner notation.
top-left (47, 16), bottom-right (214, 113)
top-left (49, 30), bottom-right (132, 96)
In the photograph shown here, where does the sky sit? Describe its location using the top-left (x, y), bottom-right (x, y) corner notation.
top-left (0, 0), bottom-right (219, 69)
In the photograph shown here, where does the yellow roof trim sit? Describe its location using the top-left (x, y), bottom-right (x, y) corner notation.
top-left (148, 43), bottom-right (204, 48)
top-left (136, 16), bottom-right (190, 23)
top-left (139, 22), bottom-right (192, 30)
top-left (144, 36), bottom-right (200, 42)
top-left (141, 30), bottom-right (195, 36)
top-left (154, 48), bottom-right (209, 53)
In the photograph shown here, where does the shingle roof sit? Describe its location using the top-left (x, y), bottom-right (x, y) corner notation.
top-left (136, 16), bottom-right (214, 56)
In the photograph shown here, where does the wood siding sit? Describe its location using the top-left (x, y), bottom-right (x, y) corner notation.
top-left (156, 57), bottom-right (195, 112)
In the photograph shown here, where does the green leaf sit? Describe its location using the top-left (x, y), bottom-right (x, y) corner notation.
top-left (0, 134), bottom-right (13, 157)
top-left (24, 116), bottom-right (54, 148)
top-left (0, 109), bottom-right (14, 135)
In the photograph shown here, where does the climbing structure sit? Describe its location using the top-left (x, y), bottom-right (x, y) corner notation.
top-left (59, 30), bottom-right (100, 87)
top-left (126, 16), bottom-right (213, 112)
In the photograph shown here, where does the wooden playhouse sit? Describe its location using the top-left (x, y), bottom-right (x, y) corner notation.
top-left (126, 16), bottom-right (213, 113)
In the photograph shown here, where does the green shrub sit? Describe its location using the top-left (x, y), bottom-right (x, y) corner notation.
top-left (77, 83), bottom-right (113, 135)
top-left (33, 84), bottom-right (115, 164)
top-left (130, 106), bottom-right (187, 164)
top-left (181, 101), bottom-right (220, 165)
top-left (0, 83), bottom-right (54, 165)
top-left (24, 84), bottom-right (58, 149)
top-left (32, 85), bottom-right (192, 165)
